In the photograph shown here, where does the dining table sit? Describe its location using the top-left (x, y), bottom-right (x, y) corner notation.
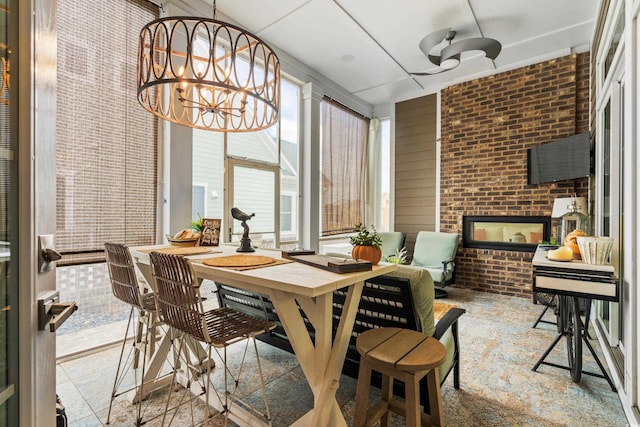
top-left (129, 244), bottom-right (397, 426)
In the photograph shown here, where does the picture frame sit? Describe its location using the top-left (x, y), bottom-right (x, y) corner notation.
top-left (199, 218), bottom-right (221, 246)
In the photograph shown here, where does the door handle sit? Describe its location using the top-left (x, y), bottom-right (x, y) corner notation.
top-left (38, 234), bottom-right (61, 273)
top-left (37, 290), bottom-right (78, 332)
top-left (43, 248), bottom-right (62, 262)
top-left (48, 302), bottom-right (78, 332)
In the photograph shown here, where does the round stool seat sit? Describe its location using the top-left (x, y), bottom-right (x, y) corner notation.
top-left (354, 327), bottom-right (447, 427)
top-left (357, 327), bottom-right (446, 372)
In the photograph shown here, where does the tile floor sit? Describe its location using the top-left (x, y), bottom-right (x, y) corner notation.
top-left (56, 287), bottom-right (630, 426)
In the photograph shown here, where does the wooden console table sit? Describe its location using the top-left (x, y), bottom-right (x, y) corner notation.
top-left (531, 247), bottom-right (618, 390)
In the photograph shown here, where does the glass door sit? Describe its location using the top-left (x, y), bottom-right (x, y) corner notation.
top-left (226, 159), bottom-right (279, 248)
top-left (0, 0), bottom-right (17, 422)
top-left (595, 58), bottom-right (624, 369)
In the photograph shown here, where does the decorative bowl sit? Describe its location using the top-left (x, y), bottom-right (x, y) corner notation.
top-left (166, 234), bottom-right (199, 247)
top-left (576, 236), bottom-right (614, 265)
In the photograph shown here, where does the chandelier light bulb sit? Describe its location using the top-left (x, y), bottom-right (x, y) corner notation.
top-left (196, 63), bottom-right (205, 78)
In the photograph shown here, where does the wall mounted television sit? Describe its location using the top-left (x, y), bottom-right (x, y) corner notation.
top-left (527, 133), bottom-right (591, 185)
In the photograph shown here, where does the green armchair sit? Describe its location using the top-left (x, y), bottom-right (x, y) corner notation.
top-left (378, 231), bottom-right (406, 259)
top-left (410, 231), bottom-right (460, 298)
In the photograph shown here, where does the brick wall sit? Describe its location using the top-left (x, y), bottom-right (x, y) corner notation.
top-left (440, 53), bottom-right (590, 298)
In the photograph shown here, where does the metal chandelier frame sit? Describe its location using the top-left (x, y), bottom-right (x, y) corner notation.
top-left (137, 14), bottom-right (280, 132)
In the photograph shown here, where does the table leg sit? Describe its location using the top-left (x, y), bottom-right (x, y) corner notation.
top-left (271, 281), bottom-right (365, 426)
top-left (353, 359), bottom-right (373, 426)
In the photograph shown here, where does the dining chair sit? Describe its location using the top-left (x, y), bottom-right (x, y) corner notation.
top-left (148, 251), bottom-right (275, 426)
top-left (104, 242), bottom-right (161, 426)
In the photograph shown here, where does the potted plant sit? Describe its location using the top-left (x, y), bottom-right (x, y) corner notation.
top-left (349, 223), bottom-right (383, 265)
top-left (385, 247), bottom-right (408, 265)
top-left (190, 213), bottom-right (204, 232)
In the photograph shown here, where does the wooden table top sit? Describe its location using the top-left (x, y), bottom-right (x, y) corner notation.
top-left (532, 247), bottom-right (615, 273)
top-left (131, 244), bottom-right (397, 298)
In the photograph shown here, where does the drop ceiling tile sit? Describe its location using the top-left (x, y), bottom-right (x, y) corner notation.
top-left (258, 0), bottom-right (406, 94)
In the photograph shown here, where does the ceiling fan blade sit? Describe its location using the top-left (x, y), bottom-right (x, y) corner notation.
top-left (441, 37), bottom-right (502, 62)
top-left (409, 69), bottom-right (446, 76)
top-left (418, 28), bottom-right (452, 66)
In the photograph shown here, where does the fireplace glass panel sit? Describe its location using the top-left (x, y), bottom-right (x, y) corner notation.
top-left (463, 216), bottom-right (551, 252)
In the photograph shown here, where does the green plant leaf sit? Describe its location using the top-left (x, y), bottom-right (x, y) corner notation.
top-left (190, 213), bottom-right (204, 231)
top-left (349, 223), bottom-right (382, 248)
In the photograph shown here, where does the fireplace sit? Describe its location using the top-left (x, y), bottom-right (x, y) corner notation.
top-left (463, 216), bottom-right (551, 252)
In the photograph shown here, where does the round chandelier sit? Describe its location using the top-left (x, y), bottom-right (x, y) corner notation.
top-left (137, 14), bottom-right (280, 132)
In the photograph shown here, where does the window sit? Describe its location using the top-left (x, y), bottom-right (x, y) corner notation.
top-left (192, 184), bottom-right (206, 222)
top-left (280, 193), bottom-right (296, 235)
top-left (320, 98), bottom-right (370, 236)
top-left (603, 5), bottom-right (625, 79)
top-left (229, 161), bottom-right (278, 248)
top-left (191, 76), bottom-right (301, 246)
top-left (279, 78), bottom-right (300, 244)
top-left (593, 0), bottom-right (631, 402)
top-left (192, 130), bottom-right (224, 223)
top-left (54, 0), bottom-right (159, 342)
top-left (56, 0), bottom-right (158, 264)
top-left (379, 118), bottom-right (391, 231)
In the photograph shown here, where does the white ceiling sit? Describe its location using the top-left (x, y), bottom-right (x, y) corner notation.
top-left (180, 0), bottom-right (598, 108)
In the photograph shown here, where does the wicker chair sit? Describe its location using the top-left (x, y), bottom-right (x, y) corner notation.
top-left (148, 251), bottom-right (275, 426)
top-left (104, 242), bottom-right (161, 426)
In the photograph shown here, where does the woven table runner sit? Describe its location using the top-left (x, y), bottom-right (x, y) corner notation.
top-left (200, 255), bottom-right (292, 271)
top-left (139, 246), bottom-right (216, 256)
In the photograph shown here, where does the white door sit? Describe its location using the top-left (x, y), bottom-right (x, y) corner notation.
top-left (15, 0), bottom-right (60, 425)
top-left (226, 158), bottom-right (280, 248)
top-left (595, 42), bottom-right (625, 378)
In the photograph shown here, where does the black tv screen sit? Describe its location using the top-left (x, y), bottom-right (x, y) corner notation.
top-left (527, 133), bottom-right (591, 184)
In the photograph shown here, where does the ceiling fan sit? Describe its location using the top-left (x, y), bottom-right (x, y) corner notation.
top-left (411, 28), bottom-right (502, 75)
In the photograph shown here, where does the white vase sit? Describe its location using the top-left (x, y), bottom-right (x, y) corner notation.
top-left (576, 236), bottom-right (614, 265)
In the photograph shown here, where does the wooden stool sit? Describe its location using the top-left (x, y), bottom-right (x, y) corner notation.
top-left (354, 327), bottom-right (446, 427)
